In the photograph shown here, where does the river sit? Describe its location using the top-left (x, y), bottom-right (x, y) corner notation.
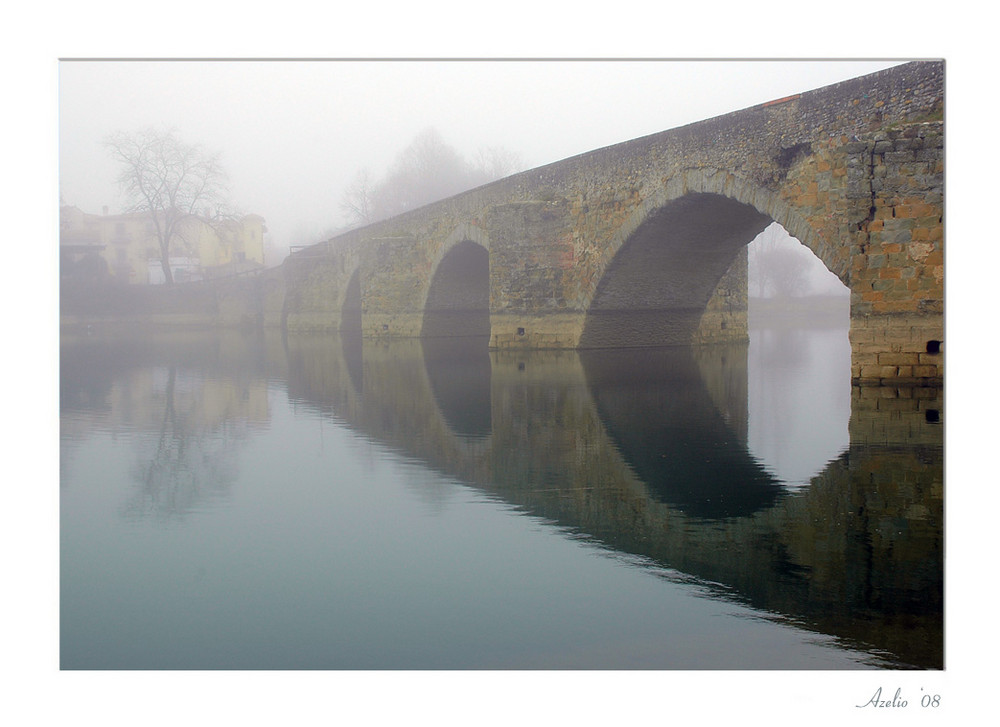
top-left (59, 316), bottom-right (942, 669)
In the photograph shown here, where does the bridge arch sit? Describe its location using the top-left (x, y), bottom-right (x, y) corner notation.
top-left (579, 169), bottom-right (847, 348)
top-left (420, 224), bottom-right (491, 339)
top-left (339, 266), bottom-right (363, 334)
top-left (677, 168), bottom-right (844, 284)
top-left (602, 168), bottom-right (845, 289)
top-left (338, 266), bottom-right (365, 394)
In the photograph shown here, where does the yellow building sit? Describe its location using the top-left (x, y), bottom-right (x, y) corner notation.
top-left (60, 205), bottom-right (267, 284)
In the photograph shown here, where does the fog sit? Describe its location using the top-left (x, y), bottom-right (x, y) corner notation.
top-left (21, 9), bottom-right (980, 718)
top-left (749, 222), bottom-right (849, 298)
top-left (59, 60), bottom-right (902, 263)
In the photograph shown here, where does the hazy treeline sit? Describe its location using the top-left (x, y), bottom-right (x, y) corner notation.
top-left (339, 127), bottom-right (523, 228)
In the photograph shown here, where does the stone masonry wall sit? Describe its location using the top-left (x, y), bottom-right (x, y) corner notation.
top-left (848, 123), bottom-right (944, 383)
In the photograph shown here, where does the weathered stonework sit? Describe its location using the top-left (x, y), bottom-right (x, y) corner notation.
top-left (694, 247), bottom-right (749, 346)
top-left (276, 61), bottom-right (943, 384)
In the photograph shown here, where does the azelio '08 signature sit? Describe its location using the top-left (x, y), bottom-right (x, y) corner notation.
top-left (857, 687), bottom-right (941, 709)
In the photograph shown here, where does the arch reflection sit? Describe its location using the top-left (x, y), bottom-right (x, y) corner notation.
top-left (421, 336), bottom-right (492, 440)
top-left (579, 346), bottom-right (782, 519)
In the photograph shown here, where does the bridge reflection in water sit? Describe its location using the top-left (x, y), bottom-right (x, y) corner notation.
top-left (282, 330), bottom-right (942, 669)
top-left (60, 328), bottom-right (943, 669)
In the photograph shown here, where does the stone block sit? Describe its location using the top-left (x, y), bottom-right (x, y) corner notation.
top-left (853, 342), bottom-right (886, 356)
top-left (849, 327), bottom-right (876, 343)
top-left (884, 326), bottom-right (918, 342)
top-left (877, 396), bottom-right (920, 411)
top-left (878, 352), bottom-right (919, 366)
top-left (896, 202), bottom-right (938, 218)
top-left (860, 365), bottom-right (884, 379)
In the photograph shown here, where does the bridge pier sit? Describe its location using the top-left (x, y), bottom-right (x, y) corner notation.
top-left (489, 311), bottom-right (586, 349)
top-left (849, 313), bottom-right (943, 385)
top-left (845, 122), bottom-right (945, 385)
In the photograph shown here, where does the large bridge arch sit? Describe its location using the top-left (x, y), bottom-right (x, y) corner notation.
top-left (578, 169), bottom-right (837, 349)
top-left (653, 167), bottom-right (847, 284)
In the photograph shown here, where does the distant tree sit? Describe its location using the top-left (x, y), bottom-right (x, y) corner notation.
top-left (371, 128), bottom-right (472, 220)
top-left (339, 168), bottom-right (377, 227)
top-left (105, 128), bottom-right (229, 285)
top-left (472, 145), bottom-right (523, 184)
top-left (341, 128), bottom-right (523, 227)
top-left (748, 223), bottom-right (813, 299)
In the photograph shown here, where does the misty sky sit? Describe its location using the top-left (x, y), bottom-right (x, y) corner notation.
top-left (59, 60), bottom-right (902, 260)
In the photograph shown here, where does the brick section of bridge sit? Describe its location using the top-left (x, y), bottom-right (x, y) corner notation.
top-left (277, 61), bottom-right (943, 385)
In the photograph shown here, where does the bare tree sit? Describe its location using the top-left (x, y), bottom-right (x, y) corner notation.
top-left (339, 168), bottom-right (376, 227)
top-left (105, 128), bottom-right (229, 285)
top-left (472, 145), bottom-right (523, 183)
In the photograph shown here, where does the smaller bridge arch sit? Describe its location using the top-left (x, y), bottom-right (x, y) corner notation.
top-left (421, 223), bottom-right (491, 339)
top-left (340, 266), bottom-right (364, 334)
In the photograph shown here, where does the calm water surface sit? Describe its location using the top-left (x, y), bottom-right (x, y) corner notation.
top-left (60, 322), bottom-right (942, 669)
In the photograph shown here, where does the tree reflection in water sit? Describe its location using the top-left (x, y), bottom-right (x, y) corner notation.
top-left (123, 366), bottom-right (240, 520)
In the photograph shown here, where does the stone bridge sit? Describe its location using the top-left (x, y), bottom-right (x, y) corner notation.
top-left (278, 61), bottom-right (943, 384)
